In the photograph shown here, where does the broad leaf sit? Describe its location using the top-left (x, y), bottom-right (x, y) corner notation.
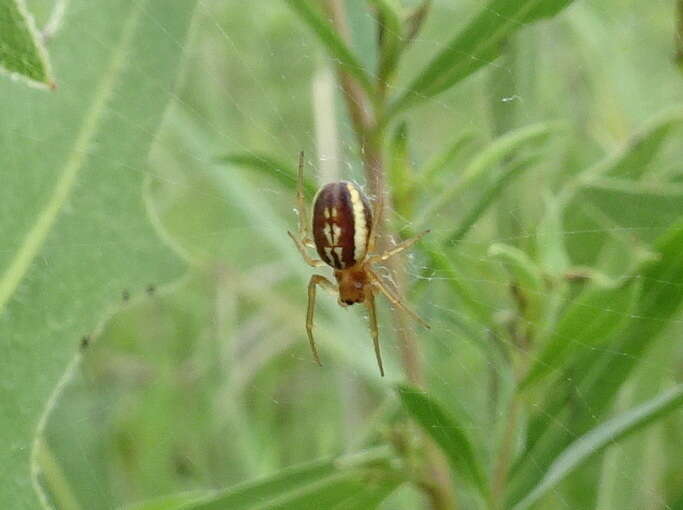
top-left (0, 1), bottom-right (195, 508)
top-left (0, 0), bottom-right (54, 88)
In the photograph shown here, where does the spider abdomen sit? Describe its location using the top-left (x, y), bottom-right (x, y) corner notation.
top-left (312, 181), bottom-right (372, 269)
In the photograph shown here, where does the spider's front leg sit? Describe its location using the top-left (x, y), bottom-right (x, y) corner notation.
top-left (306, 274), bottom-right (337, 366)
top-left (364, 291), bottom-right (384, 377)
top-left (366, 229), bottom-right (430, 265)
top-left (288, 151), bottom-right (325, 267)
top-left (366, 267), bottom-right (430, 329)
top-left (294, 150), bottom-right (315, 247)
top-left (288, 231), bottom-right (325, 267)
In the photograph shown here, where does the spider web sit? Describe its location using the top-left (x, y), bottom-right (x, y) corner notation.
top-left (37, 1), bottom-right (683, 510)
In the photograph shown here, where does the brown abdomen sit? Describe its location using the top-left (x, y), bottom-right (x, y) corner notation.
top-left (312, 181), bottom-right (372, 269)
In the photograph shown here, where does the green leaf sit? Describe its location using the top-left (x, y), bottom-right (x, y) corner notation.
top-left (0, 1), bottom-right (195, 507)
top-left (605, 112), bottom-right (683, 179)
top-left (397, 385), bottom-right (486, 493)
top-left (0, 0), bottom-right (54, 88)
top-left (569, 111), bottom-right (683, 238)
top-left (419, 130), bottom-right (478, 185)
top-left (255, 471), bottom-right (400, 510)
top-left (284, 0), bottom-right (374, 96)
top-left (488, 242), bottom-right (544, 324)
top-left (218, 152), bottom-right (317, 197)
top-left (575, 221), bottom-right (683, 419)
top-left (536, 194), bottom-right (570, 277)
top-left (415, 122), bottom-right (554, 231)
top-left (511, 384), bottom-right (683, 510)
top-left (389, 121), bottom-right (414, 219)
top-left (181, 449), bottom-right (401, 510)
top-left (122, 492), bottom-right (208, 510)
top-left (520, 278), bottom-right (640, 390)
top-left (369, 0), bottom-right (403, 85)
top-left (389, 0), bottom-right (577, 113)
top-left (422, 241), bottom-right (492, 326)
top-left (444, 154), bottom-right (540, 244)
top-left (511, 221), bottom-right (683, 501)
top-left (579, 109), bottom-right (683, 183)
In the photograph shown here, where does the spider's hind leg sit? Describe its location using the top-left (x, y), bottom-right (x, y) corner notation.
top-left (306, 275), bottom-right (337, 366)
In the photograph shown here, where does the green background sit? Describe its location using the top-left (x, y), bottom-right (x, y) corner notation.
top-left (2, 1), bottom-right (683, 509)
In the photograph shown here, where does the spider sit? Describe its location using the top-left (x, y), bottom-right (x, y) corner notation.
top-left (287, 152), bottom-right (429, 377)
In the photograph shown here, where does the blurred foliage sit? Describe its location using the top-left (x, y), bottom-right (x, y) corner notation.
top-left (1, 0), bottom-right (682, 509)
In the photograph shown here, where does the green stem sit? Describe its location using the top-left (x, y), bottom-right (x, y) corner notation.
top-left (677, 0), bottom-right (683, 72)
top-left (325, 1), bottom-right (456, 508)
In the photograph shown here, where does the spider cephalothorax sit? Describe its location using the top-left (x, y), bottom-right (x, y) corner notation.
top-left (288, 152), bottom-right (429, 376)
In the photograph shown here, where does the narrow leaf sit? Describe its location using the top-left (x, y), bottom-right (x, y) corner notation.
top-left (218, 152), bottom-right (317, 197)
top-left (511, 221), bottom-right (683, 500)
top-left (256, 470), bottom-right (400, 510)
top-left (0, 0), bottom-right (54, 88)
top-left (181, 449), bottom-right (399, 510)
top-left (285, 0), bottom-right (374, 96)
top-left (123, 492), bottom-right (207, 510)
top-left (415, 122), bottom-right (554, 231)
top-left (445, 154), bottom-right (540, 243)
top-left (422, 241), bottom-right (493, 326)
top-left (397, 385), bottom-right (485, 492)
top-left (536, 194), bottom-right (570, 277)
top-left (369, 0), bottom-right (403, 84)
top-left (521, 279), bottom-right (640, 390)
top-left (389, 0), bottom-right (576, 113)
top-left (389, 121), bottom-right (414, 218)
top-left (419, 130), bottom-right (478, 185)
top-left (512, 384), bottom-right (683, 510)
top-left (578, 110), bottom-right (683, 183)
top-left (575, 221), bottom-right (683, 420)
top-left (488, 242), bottom-right (544, 324)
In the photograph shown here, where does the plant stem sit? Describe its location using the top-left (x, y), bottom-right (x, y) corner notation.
top-left (677, 0), bottom-right (683, 71)
top-left (491, 397), bottom-right (519, 509)
top-left (324, 1), bottom-right (456, 508)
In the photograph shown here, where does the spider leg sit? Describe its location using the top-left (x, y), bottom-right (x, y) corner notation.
top-left (294, 151), bottom-right (315, 246)
top-left (366, 267), bottom-right (430, 329)
top-left (288, 231), bottom-right (325, 267)
top-left (367, 181), bottom-right (384, 254)
top-left (364, 292), bottom-right (384, 377)
top-left (307, 274), bottom-right (337, 366)
top-left (366, 229), bottom-right (430, 265)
